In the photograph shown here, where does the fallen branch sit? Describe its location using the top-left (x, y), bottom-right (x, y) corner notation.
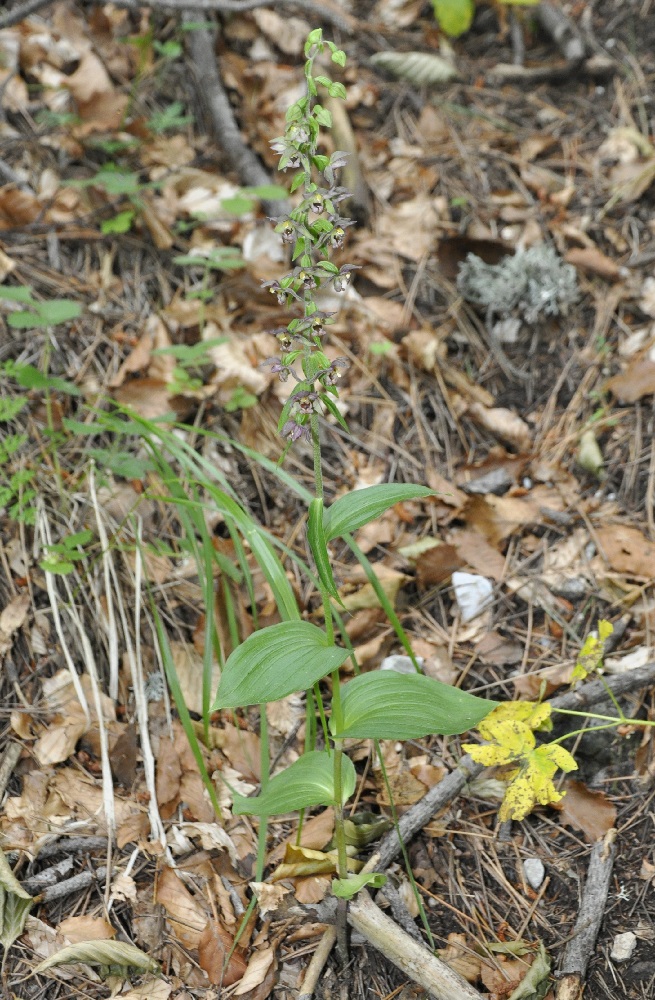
top-left (0, 0), bottom-right (355, 33)
top-left (349, 890), bottom-right (484, 1000)
top-left (183, 13), bottom-right (289, 217)
top-left (555, 829), bottom-right (617, 1000)
top-left (298, 926), bottom-right (337, 1000)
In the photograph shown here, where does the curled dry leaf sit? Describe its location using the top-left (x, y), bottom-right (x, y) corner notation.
top-left (553, 780), bottom-right (617, 843)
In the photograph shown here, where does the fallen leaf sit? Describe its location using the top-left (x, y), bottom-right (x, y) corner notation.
top-left (553, 780), bottom-right (617, 842)
top-left (234, 946), bottom-right (275, 996)
top-left (57, 916), bottom-right (116, 943)
top-left (155, 866), bottom-right (207, 950)
top-left (467, 402), bottom-right (532, 451)
top-left (565, 246), bottom-right (622, 282)
top-left (607, 345), bottom-right (655, 402)
top-left (596, 523), bottom-right (655, 578)
top-left (0, 593), bottom-right (30, 656)
top-left (197, 919), bottom-right (247, 986)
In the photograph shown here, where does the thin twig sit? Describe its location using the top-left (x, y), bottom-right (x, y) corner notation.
top-left (0, 744), bottom-right (22, 802)
top-left (298, 926), bottom-right (337, 1000)
top-left (0, 0), bottom-right (52, 30)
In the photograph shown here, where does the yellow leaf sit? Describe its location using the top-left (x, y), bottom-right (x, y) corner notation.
top-left (478, 701), bottom-right (552, 739)
top-left (463, 719), bottom-right (535, 766)
top-left (498, 742), bottom-right (578, 821)
top-left (572, 620), bottom-right (613, 683)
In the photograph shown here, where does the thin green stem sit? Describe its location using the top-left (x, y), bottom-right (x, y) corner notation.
top-left (553, 708), bottom-right (655, 726)
top-left (311, 413), bottom-right (323, 501)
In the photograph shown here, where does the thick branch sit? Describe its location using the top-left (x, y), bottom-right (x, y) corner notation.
top-left (555, 829), bottom-right (617, 1000)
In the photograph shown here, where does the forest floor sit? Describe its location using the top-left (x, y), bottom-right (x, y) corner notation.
top-left (0, 0), bottom-right (655, 998)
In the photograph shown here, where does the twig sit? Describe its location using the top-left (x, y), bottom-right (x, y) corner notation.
top-left (182, 13), bottom-right (290, 217)
top-left (0, 158), bottom-right (35, 196)
top-left (370, 662), bottom-right (655, 873)
top-left (0, 743), bottom-right (22, 802)
top-left (535, 1), bottom-right (585, 64)
top-left (555, 829), bottom-right (617, 1000)
top-left (0, 0), bottom-right (51, 29)
top-left (0, 0), bottom-right (354, 33)
top-left (348, 891), bottom-right (485, 1000)
top-left (33, 866), bottom-right (108, 903)
top-left (298, 926), bottom-right (337, 1000)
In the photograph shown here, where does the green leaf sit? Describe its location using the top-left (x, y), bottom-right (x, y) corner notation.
top-left (308, 498), bottom-right (341, 602)
top-left (101, 210), bottom-right (135, 234)
top-left (0, 285), bottom-right (35, 303)
top-left (332, 872), bottom-right (386, 899)
top-left (432, 0), bottom-right (475, 37)
top-left (33, 940), bottom-right (160, 976)
top-left (323, 483), bottom-right (434, 541)
top-left (319, 393), bottom-right (349, 433)
top-left (331, 671), bottom-right (496, 739)
top-left (0, 847), bottom-right (34, 948)
top-left (328, 82), bottom-right (347, 100)
top-left (331, 49), bottom-right (347, 68)
top-left (313, 105), bottom-right (332, 128)
top-left (10, 363), bottom-right (80, 395)
top-left (89, 448), bottom-right (153, 479)
top-left (232, 750), bottom-right (356, 816)
top-left (214, 621), bottom-right (350, 708)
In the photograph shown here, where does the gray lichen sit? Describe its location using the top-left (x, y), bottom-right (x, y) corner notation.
top-left (457, 244), bottom-right (579, 324)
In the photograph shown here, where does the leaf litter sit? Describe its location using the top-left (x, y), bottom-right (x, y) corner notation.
top-left (1, 1), bottom-right (655, 999)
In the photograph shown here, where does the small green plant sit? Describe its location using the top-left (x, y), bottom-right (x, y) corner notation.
top-left (433, 0), bottom-right (539, 38)
top-left (209, 29), bottom-right (497, 907)
top-left (0, 285), bottom-right (82, 328)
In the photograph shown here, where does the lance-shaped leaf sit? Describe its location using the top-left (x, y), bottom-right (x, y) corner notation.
top-left (0, 847), bottom-right (33, 949)
top-left (308, 498), bottom-right (341, 602)
top-left (232, 750), bottom-right (356, 816)
top-left (213, 621), bottom-right (349, 708)
top-left (33, 940), bottom-right (160, 976)
top-left (331, 671), bottom-right (496, 740)
top-left (323, 484), bottom-right (434, 541)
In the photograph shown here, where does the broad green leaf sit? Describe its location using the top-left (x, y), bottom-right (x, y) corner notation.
top-left (214, 621), bottom-right (349, 708)
top-left (323, 484), bottom-right (433, 541)
top-left (33, 940), bottom-right (160, 976)
top-left (331, 671), bottom-right (496, 740)
top-left (332, 872), bottom-right (386, 899)
top-left (232, 750), bottom-right (356, 816)
top-left (432, 0), bottom-right (475, 37)
top-left (308, 498), bottom-right (341, 602)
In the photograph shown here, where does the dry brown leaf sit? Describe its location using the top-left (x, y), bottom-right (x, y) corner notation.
top-left (475, 631), bottom-right (523, 667)
top-left (248, 883), bottom-right (291, 918)
top-left (596, 523), bottom-right (655, 579)
top-left (565, 246), bottom-right (622, 282)
top-left (213, 722), bottom-right (260, 783)
top-left (607, 346), bottom-right (655, 403)
top-left (464, 494), bottom-right (539, 547)
top-left (467, 402), bottom-right (532, 451)
top-left (553, 780), bottom-right (617, 843)
top-left (293, 874), bottom-right (332, 905)
top-left (168, 640), bottom-right (220, 716)
top-left (415, 543), bottom-right (464, 587)
top-left (121, 982), bottom-right (173, 1000)
top-left (57, 916), bottom-right (116, 943)
top-left (450, 528), bottom-right (507, 582)
top-left (197, 919), bottom-right (247, 986)
top-left (480, 953), bottom-right (533, 995)
top-left (234, 946), bottom-right (275, 996)
top-left (337, 565), bottom-right (408, 613)
top-left (439, 933), bottom-right (482, 984)
top-left (155, 866), bottom-right (207, 950)
top-left (0, 592), bottom-right (30, 657)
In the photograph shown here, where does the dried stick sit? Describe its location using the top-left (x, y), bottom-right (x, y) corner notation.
top-left (0, 0), bottom-right (354, 33)
top-left (370, 662), bottom-right (655, 873)
top-left (0, 743), bottom-right (22, 801)
top-left (555, 829), bottom-right (617, 1000)
top-left (182, 13), bottom-right (289, 217)
top-left (298, 926), bottom-right (337, 1000)
top-left (348, 890), bottom-right (484, 1000)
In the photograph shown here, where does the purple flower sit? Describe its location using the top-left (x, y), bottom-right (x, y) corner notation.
top-left (282, 419), bottom-right (311, 443)
top-left (261, 358), bottom-right (291, 382)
